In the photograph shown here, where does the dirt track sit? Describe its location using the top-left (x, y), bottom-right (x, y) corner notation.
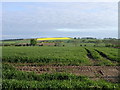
top-left (16, 65), bottom-right (120, 83)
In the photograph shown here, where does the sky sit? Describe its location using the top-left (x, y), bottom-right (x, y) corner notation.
top-left (1, 0), bottom-right (119, 2)
top-left (1, 2), bottom-right (118, 39)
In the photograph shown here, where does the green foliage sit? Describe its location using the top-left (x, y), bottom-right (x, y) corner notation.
top-left (3, 79), bottom-right (119, 89)
top-left (30, 39), bottom-right (37, 46)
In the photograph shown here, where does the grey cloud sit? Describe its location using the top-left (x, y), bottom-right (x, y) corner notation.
top-left (2, 2), bottom-right (118, 39)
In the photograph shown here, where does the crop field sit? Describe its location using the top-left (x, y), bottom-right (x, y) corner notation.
top-left (2, 63), bottom-right (120, 89)
top-left (2, 46), bottom-right (120, 89)
top-left (2, 46), bottom-right (119, 66)
top-left (1, 37), bottom-right (71, 45)
top-left (37, 37), bottom-right (72, 41)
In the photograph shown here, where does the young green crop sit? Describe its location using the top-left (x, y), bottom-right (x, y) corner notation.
top-left (3, 79), bottom-right (119, 89)
top-left (85, 47), bottom-right (116, 66)
top-left (2, 46), bottom-right (91, 65)
top-left (2, 46), bottom-right (119, 66)
top-left (95, 47), bottom-right (119, 62)
top-left (2, 63), bottom-right (120, 89)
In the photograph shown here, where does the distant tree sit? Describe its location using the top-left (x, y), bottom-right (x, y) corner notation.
top-left (30, 39), bottom-right (37, 46)
top-left (74, 37), bottom-right (77, 39)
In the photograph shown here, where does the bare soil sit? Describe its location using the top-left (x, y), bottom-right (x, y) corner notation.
top-left (16, 65), bottom-right (120, 83)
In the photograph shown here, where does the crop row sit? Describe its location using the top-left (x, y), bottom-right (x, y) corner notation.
top-left (3, 79), bottom-right (119, 89)
top-left (2, 64), bottom-right (119, 89)
top-left (3, 64), bottom-right (88, 81)
top-left (85, 47), bottom-right (116, 66)
top-left (2, 47), bottom-right (91, 65)
top-left (95, 47), bottom-right (119, 62)
top-left (2, 46), bottom-right (119, 65)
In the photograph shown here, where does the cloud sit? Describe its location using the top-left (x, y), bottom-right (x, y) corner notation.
top-left (1, 0), bottom-right (119, 2)
top-left (2, 2), bottom-right (118, 39)
top-left (56, 28), bottom-right (118, 32)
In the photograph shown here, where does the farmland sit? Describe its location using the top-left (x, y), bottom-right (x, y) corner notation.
top-left (2, 63), bottom-right (120, 89)
top-left (2, 38), bottom-right (120, 89)
top-left (37, 37), bottom-right (71, 40)
top-left (2, 46), bottom-right (119, 66)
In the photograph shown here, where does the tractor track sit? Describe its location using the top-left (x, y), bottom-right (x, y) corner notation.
top-left (84, 48), bottom-right (99, 65)
top-left (85, 48), bottom-right (94, 59)
top-left (16, 65), bottom-right (120, 83)
top-left (94, 49), bottom-right (116, 63)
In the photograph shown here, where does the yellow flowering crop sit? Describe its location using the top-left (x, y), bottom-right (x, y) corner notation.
top-left (37, 37), bottom-right (71, 41)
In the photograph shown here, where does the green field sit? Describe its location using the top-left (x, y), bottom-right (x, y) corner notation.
top-left (1, 39), bottom-right (30, 44)
top-left (2, 46), bottom-right (119, 66)
top-left (2, 45), bottom-right (120, 89)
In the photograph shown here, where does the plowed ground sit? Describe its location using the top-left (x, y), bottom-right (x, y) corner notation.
top-left (15, 65), bottom-right (120, 83)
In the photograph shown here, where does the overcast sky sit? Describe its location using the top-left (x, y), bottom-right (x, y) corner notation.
top-left (2, 2), bottom-right (118, 39)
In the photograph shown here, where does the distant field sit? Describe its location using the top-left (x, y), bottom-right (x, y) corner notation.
top-left (1, 37), bottom-right (71, 44)
top-left (1, 38), bottom-right (114, 48)
top-left (1, 39), bottom-right (30, 44)
top-left (37, 37), bottom-right (72, 41)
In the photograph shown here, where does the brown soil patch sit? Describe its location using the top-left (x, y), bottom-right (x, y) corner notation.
top-left (16, 65), bottom-right (120, 83)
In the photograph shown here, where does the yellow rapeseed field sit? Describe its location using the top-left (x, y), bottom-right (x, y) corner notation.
top-left (37, 37), bottom-right (71, 41)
